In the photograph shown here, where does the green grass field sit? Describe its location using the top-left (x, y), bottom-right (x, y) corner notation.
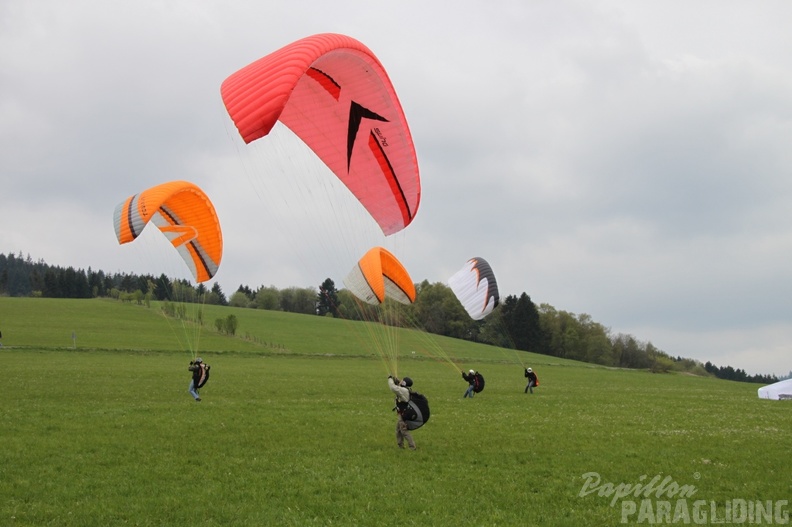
top-left (1, 298), bottom-right (790, 526)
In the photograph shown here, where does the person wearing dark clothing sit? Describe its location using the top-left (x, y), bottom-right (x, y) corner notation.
top-left (188, 357), bottom-right (210, 402)
top-left (462, 369), bottom-right (477, 398)
top-left (524, 367), bottom-right (539, 394)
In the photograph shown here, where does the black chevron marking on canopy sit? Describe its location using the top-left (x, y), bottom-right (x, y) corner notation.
top-left (347, 101), bottom-right (388, 170)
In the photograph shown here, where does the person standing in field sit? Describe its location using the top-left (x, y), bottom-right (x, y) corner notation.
top-left (462, 369), bottom-right (477, 398)
top-left (388, 375), bottom-right (416, 450)
top-left (188, 358), bottom-right (210, 402)
top-left (524, 367), bottom-right (539, 394)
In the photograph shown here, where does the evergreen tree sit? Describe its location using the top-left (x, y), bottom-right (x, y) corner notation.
top-left (156, 274), bottom-right (172, 300)
top-left (501, 293), bottom-right (543, 352)
top-left (0, 253), bottom-right (7, 294)
top-left (195, 282), bottom-right (207, 302)
top-left (210, 282), bottom-right (227, 306)
top-left (120, 274), bottom-right (135, 293)
top-left (317, 278), bottom-right (339, 317)
top-left (237, 284), bottom-right (255, 301)
top-left (6, 253), bottom-right (32, 296)
top-left (43, 269), bottom-right (59, 297)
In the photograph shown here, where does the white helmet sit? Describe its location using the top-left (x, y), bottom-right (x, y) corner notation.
top-left (527, 367), bottom-right (532, 372)
top-left (469, 369), bottom-right (475, 374)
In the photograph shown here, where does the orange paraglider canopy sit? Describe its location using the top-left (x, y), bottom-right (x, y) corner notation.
top-left (344, 246), bottom-right (415, 305)
top-left (113, 180), bottom-right (223, 283)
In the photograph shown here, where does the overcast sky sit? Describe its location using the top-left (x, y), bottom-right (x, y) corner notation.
top-left (2, 1), bottom-right (790, 376)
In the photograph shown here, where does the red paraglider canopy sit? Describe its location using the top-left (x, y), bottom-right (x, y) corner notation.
top-left (221, 33), bottom-right (420, 236)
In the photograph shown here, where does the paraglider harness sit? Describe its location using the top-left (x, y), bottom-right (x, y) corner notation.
top-left (394, 389), bottom-right (431, 431)
top-left (473, 372), bottom-right (485, 393)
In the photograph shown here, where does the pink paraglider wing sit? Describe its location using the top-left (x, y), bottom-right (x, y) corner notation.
top-left (221, 33), bottom-right (420, 235)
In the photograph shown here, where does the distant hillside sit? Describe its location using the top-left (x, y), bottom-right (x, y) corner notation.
top-left (0, 251), bottom-right (779, 383)
top-left (0, 297), bottom-right (578, 369)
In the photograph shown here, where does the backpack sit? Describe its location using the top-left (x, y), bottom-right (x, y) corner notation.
top-left (473, 372), bottom-right (485, 393)
top-left (401, 391), bottom-right (431, 431)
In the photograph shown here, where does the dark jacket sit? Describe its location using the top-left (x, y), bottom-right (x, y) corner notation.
top-left (462, 371), bottom-right (476, 385)
top-left (525, 369), bottom-right (538, 385)
top-left (189, 362), bottom-right (210, 387)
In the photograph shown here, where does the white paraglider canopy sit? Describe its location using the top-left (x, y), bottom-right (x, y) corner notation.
top-left (757, 378), bottom-right (792, 400)
top-left (448, 257), bottom-right (499, 321)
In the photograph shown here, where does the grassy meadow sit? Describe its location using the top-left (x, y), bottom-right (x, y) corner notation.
top-left (1, 297), bottom-right (790, 526)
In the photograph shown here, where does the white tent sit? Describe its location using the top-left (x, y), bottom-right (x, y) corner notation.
top-left (757, 378), bottom-right (792, 400)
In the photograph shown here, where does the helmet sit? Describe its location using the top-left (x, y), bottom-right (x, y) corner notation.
top-left (401, 377), bottom-right (413, 387)
top-left (195, 357), bottom-right (203, 363)
top-left (469, 369), bottom-right (475, 374)
top-left (527, 367), bottom-right (532, 372)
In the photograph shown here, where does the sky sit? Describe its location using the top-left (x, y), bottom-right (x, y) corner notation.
top-left (2, 0), bottom-right (790, 376)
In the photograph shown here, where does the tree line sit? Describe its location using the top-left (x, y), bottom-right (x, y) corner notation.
top-left (0, 251), bottom-right (778, 384)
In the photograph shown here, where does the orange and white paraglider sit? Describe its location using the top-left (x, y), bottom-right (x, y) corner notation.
top-left (344, 246), bottom-right (416, 306)
top-left (342, 246), bottom-right (415, 375)
top-left (113, 180), bottom-right (223, 283)
top-left (113, 180), bottom-right (224, 362)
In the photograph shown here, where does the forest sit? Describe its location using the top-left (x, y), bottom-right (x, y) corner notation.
top-left (0, 251), bottom-right (780, 384)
